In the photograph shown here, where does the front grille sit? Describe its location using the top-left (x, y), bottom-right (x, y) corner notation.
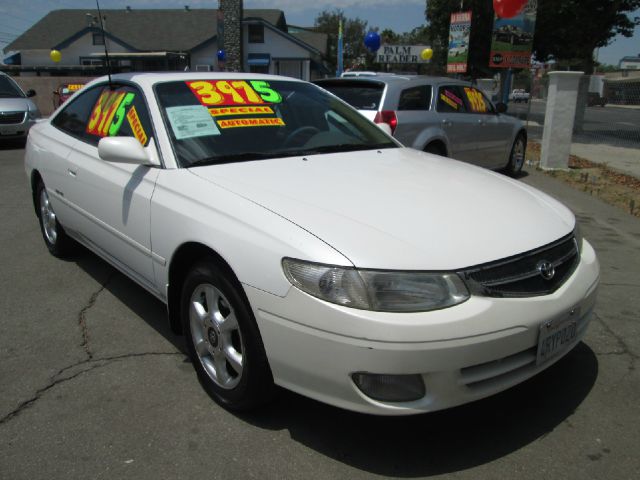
top-left (0, 111), bottom-right (26, 125)
top-left (460, 234), bottom-right (579, 297)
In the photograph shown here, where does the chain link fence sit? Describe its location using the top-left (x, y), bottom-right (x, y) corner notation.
top-left (507, 69), bottom-right (640, 178)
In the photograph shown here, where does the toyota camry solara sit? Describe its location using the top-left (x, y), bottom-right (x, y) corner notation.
top-left (25, 73), bottom-right (599, 415)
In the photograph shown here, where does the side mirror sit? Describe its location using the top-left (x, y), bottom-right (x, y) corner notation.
top-left (495, 102), bottom-right (508, 114)
top-left (26, 89), bottom-right (36, 97)
top-left (98, 137), bottom-right (156, 166)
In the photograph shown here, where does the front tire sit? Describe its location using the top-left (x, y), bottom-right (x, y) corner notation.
top-left (181, 258), bottom-right (274, 411)
top-left (36, 180), bottom-right (73, 257)
top-left (505, 133), bottom-right (526, 177)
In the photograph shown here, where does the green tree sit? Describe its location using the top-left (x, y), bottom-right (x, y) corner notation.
top-left (533, 0), bottom-right (640, 73)
top-left (314, 9), bottom-right (370, 72)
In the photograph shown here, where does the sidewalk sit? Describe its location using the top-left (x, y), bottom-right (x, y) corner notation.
top-left (570, 143), bottom-right (640, 179)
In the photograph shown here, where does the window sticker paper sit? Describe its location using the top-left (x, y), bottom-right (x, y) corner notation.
top-left (108, 92), bottom-right (135, 136)
top-left (440, 94), bottom-right (459, 110)
top-left (87, 89), bottom-right (129, 137)
top-left (464, 87), bottom-right (487, 113)
top-left (186, 80), bottom-right (282, 106)
top-left (166, 105), bottom-right (221, 139)
top-left (216, 117), bottom-right (285, 129)
top-left (126, 105), bottom-right (148, 146)
top-left (209, 106), bottom-right (275, 117)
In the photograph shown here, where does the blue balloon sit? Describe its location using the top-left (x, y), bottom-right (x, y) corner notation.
top-left (364, 31), bottom-right (381, 53)
top-left (217, 49), bottom-right (226, 62)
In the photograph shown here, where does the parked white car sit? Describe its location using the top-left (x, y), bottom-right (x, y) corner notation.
top-left (25, 72), bottom-right (599, 415)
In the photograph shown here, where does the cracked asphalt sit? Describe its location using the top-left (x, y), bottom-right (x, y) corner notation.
top-left (1, 144), bottom-right (639, 479)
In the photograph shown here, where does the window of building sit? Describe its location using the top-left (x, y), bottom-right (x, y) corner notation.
top-left (248, 24), bottom-right (264, 43)
top-left (92, 33), bottom-right (105, 45)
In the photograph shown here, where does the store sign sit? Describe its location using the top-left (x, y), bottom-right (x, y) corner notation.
top-left (447, 11), bottom-right (472, 74)
top-left (489, 0), bottom-right (538, 69)
top-left (376, 45), bottom-right (430, 64)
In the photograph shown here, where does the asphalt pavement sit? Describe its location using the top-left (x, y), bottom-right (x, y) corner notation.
top-left (1, 144), bottom-right (639, 479)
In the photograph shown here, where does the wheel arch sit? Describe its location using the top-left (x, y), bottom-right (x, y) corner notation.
top-left (30, 169), bottom-right (43, 216)
top-left (423, 139), bottom-right (448, 156)
top-left (166, 241), bottom-right (240, 335)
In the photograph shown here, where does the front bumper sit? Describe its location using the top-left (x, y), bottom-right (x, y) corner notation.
top-left (245, 240), bottom-right (600, 415)
top-left (0, 112), bottom-right (36, 138)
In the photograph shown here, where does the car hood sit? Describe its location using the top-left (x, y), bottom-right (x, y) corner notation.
top-left (0, 97), bottom-right (32, 112)
top-left (190, 148), bottom-right (575, 270)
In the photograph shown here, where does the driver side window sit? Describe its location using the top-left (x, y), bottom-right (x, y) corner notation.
top-left (52, 83), bottom-right (153, 148)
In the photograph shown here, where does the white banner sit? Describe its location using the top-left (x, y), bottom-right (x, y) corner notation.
top-left (376, 45), bottom-right (431, 64)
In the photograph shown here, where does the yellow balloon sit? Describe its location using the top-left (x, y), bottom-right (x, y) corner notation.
top-left (421, 48), bottom-right (433, 61)
top-left (50, 50), bottom-right (61, 63)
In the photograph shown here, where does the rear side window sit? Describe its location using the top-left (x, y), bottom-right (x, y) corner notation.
top-left (398, 86), bottom-right (432, 110)
top-left (316, 81), bottom-right (384, 110)
top-left (437, 85), bottom-right (467, 113)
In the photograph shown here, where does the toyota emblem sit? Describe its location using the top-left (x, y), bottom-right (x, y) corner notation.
top-left (537, 260), bottom-right (555, 280)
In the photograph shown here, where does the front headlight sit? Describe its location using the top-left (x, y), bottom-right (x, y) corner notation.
top-left (282, 258), bottom-right (469, 312)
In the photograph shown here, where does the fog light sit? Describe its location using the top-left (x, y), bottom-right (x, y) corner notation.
top-left (352, 373), bottom-right (425, 402)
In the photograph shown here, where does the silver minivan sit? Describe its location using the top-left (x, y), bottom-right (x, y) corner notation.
top-left (0, 72), bottom-right (40, 142)
top-left (315, 75), bottom-right (527, 176)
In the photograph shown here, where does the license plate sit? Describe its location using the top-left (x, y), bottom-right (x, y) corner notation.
top-left (536, 309), bottom-right (579, 365)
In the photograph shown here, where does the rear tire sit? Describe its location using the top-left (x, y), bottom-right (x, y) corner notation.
top-left (181, 257), bottom-right (275, 411)
top-left (505, 133), bottom-right (527, 177)
top-left (36, 180), bottom-right (73, 257)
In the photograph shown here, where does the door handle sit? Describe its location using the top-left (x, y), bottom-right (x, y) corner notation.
top-left (67, 168), bottom-right (77, 177)
top-left (477, 119), bottom-right (486, 126)
top-left (441, 119), bottom-right (452, 127)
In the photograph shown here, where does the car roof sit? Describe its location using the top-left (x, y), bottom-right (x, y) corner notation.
top-left (315, 75), bottom-right (470, 88)
top-left (85, 72), bottom-right (307, 91)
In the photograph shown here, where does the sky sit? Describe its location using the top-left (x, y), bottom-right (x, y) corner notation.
top-left (0, 0), bottom-right (638, 65)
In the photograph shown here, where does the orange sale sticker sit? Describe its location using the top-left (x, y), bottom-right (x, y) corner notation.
top-left (126, 106), bottom-right (148, 146)
top-left (217, 117), bottom-right (285, 129)
top-left (209, 106), bottom-right (275, 116)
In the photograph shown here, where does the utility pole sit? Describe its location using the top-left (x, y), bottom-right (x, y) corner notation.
top-left (219, 0), bottom-right (243, 72)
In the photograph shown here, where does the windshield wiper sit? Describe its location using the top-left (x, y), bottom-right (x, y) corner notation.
top-left (278, 142), bottom-right (397, 157)
top-left (187, 143), bottom-right (397, 167)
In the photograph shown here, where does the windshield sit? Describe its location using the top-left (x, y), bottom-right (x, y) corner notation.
top-left (154, 79), bottom-right (397, 168)
top-left (316, 80), bottom-right (384, 110)
top-left (0, 76), bottom-right (25, 98)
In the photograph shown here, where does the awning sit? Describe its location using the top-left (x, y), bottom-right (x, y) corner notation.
top-left (248, 53), bottom-right (271, 66)
top-left (89, 52), bottom-right (185, 58)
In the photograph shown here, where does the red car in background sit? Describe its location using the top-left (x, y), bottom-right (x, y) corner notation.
top-left (53, 82), bottom-right (86, 108)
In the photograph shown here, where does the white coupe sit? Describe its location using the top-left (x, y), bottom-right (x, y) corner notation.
top-left (25, 73), bottom-right (599, 415)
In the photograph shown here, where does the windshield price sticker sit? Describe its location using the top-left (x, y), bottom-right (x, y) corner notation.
top-left (126, 106), bottom-right (148, 146)
top-left (87, 89), bottom-right (136, 137)
top-left (66, 84), bottom-right (84, 91)
top-left (217, 117), bottom-right (285, 129)
top-left (166, 105), bottom-right (221, 139)
top-left (209, 106), bottom-right (275, 117)
top-left (187, 80), bottom-right (282, 106)
top-left (464, 87), bottom-right (487, 113)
